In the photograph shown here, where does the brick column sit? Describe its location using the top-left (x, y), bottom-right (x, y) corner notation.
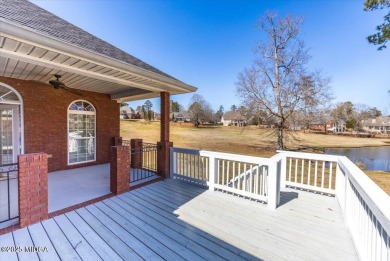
top-left (113, 136), bottom-right (122, 146)
top-left (158, 91), bottom-right (172, 178)
top-left (157, 141), bottom-right (173, 179)
top-left (130, 139), bottom-right (143, 169)
top-left (160, 92), bottom-right (170, 142)
top-left (18, 153), bottom-right (48, 228)
top-left (110, 146), bottom-right (130, 194)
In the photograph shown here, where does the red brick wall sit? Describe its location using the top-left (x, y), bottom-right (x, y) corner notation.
top-left (18, 153), bottom-right (48, 227)
top-left (0, 76), bottom-right (120, 172)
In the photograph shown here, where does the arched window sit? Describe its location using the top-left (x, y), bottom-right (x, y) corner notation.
top-left (0, 83), bottom-right (23, 164)
top-left (68, 100), bottom-right (96, 164)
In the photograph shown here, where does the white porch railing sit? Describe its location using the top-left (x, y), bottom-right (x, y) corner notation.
top-left (277, 151), bottom-right (390, 261)
top-left (170, 147), bottom-right (281, 208)
top-left (276, 150), bottom-right (339, 195)
top-left (170, 147), bottom-right (390, 260)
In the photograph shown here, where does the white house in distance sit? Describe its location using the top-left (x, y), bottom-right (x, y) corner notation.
top-left (171, 111), bottom-right (191, 122)
top-left (221, 111), bottom-right (245, 127)
top-left (361, 116), bottom-right (390, 134)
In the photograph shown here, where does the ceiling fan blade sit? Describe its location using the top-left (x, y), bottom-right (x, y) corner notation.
top-left (62, 86), bottom-right (84, 97)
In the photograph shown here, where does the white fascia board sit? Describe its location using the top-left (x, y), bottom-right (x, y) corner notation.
top-left (114, 90), bottom-right (182, 103)
top-left (0, 19), bottom-right (198, 94)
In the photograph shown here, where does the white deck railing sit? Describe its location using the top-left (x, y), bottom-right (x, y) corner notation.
top-left (170, 147), bottom-right (390, 260)
top-left (277, 151), bottom-right (390, 261)
top-left (337, 156), bottom-right (390, 261)
top-left (170, 147), bottom-right (281, 208)
top-left (276, 150), bottom-right (339, 195)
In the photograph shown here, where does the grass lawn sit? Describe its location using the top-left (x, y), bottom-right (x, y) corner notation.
top-left (120, 120), bottom-right (390, 194)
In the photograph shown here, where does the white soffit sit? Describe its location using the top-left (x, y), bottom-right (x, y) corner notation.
top-left (0, 20), bottom-right (197, 101)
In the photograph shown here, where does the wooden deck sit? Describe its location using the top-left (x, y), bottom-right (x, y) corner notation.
top-left (0, 179), bottom-right (358, 261)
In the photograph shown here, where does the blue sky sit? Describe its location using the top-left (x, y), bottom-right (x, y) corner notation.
top-left (32, 0), bottom-right (390, 114)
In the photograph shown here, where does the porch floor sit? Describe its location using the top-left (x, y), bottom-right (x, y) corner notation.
top-left (49, 164), bottom-right (158, 213)
top-left (0, 179), bottom-right (358, 261)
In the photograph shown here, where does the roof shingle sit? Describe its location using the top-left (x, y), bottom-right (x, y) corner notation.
top-left (0, 0), bottom-right (177, 80)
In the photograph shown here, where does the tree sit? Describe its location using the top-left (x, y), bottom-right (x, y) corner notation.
top-left (187, 94), bottom-right (214, 127)
top-left (331, 101), bottom-right (357, 129)
top-left (214, 105), bottom-right (225, 122)
top-left (120, 102), bottom-right (128, 107)
top-left (236, 12), bottom-right (332, 149)
top-left (230, 105), bottom-right (237, 112)
top-left (144, 100), bottom-right (153, 111)
top-left (170, 100), bottom-right (181, 113)
top-left (364, 0), bottom-right (390, 50)
top-left (143, 100), bottom-right (154, 121)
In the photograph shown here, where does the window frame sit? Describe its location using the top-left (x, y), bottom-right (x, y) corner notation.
top-left (67, 100), bottom-right (96, 165)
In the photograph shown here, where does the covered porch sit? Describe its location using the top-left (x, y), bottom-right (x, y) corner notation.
top-left (49, 162), bottom-right (160, 213)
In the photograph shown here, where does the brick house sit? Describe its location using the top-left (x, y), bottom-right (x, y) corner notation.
top-left (0, 0), bottom-right (196, 172)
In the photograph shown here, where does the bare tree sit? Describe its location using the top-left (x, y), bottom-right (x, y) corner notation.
top-left (188, 94), bottom-right (214, 127)
top-left (236, 12), bottom-right (332, 149)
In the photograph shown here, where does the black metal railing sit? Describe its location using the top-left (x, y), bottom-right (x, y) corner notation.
top-left (0, 163), bottom-right (19, 224)
top-left (130, 143), bottom-right (157, 183)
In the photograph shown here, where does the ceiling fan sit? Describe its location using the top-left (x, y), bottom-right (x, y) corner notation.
top-left (29, 74), bottom-right (84, 97)
top-left (49, 74), bottom-right (67, 89)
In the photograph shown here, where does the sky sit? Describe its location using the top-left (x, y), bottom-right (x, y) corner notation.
top-left (31, 0), bottom-right (390, 114)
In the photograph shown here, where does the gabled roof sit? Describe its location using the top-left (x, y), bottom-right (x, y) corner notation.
top-left (0, 0), bottom-right (196, 102)
top-left (170, 111), bottom-right (190, 119)
top-left (222, 111), bottom-right (245, 121)
top-left (361, 116), bottom-right (390, 127)
top-left (0, 0), bottom-right (175, 80)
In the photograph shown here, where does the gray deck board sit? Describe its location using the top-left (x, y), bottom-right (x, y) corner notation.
top-left (0, 231), bottom-right (18, 261)
top-left (41, 218), bottom-right (82, 261)
top-left (0, 179), bottom-right (358, 261)
top-left (93, 201), bottom-right (185, 261)
top-left (12, 227), bottom-right (39, 261)
top-left (53, 214), bottom-right (103, 261)
top-left (27, 223), bottom-right (60, 261)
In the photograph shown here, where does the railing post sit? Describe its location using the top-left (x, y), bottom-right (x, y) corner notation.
top-left (18, 153), bottom-right (49, 228)
top-left (280, 154), bottom-right (287, 189)
top-left (110, 146), bottom-right (130, 194)
top-left (267, 160), bottom-right (278, 209)
top-left (169, 147), bottom-right (175, 178)
top-left (131, 139), bottom-right (143, 169)
top-left (208, 156), bottom-right (217, 191)
top-left (157, 141), bottom-right (173, 179)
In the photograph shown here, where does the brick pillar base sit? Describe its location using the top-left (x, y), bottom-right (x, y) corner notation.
top-left (157, 141), bottom-right (173, 179)
top-left (131, 139), bottom-right (143, 169)
top-left (113, 136), bottom-right (122, 146)
top-left (110, 146), bottom-right (130, 194)
top-left (18, 153), bottom-right (48, 228)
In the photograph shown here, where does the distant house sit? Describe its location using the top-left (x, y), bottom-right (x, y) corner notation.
top-left (120, 106), bottom-right (132, 119)
top-left (120, 106), bottom-right (142, 119)
top-left (171, 111), bottom-right (191, 122)
top-left (221, 111), bottom-right (245, 127)
top-left (361, 116), bottom-right (390, 134)
top-left (310, 117), bottom-right (346, 133)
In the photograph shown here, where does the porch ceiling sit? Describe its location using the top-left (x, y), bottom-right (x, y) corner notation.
top-left (0, 20), bottom-right (197, 102)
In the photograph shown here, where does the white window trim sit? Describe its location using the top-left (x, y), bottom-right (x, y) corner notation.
top-left (67, 100), bottom-right (96, 165)
top-left (0, 82), bottom-right (24, 157)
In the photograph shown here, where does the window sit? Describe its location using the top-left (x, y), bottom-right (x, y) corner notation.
top-left (68, 100), bottom-right (95, 164)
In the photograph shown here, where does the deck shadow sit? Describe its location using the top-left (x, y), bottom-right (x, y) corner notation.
top-left (278, 191), bottom-right (299, 207)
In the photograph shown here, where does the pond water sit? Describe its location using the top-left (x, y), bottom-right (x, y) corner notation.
top-left (325, 146), bottom-right (390, 172)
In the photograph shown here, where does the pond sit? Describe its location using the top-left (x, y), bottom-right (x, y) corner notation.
top-left (325, 146), bottom-right (390, 172)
